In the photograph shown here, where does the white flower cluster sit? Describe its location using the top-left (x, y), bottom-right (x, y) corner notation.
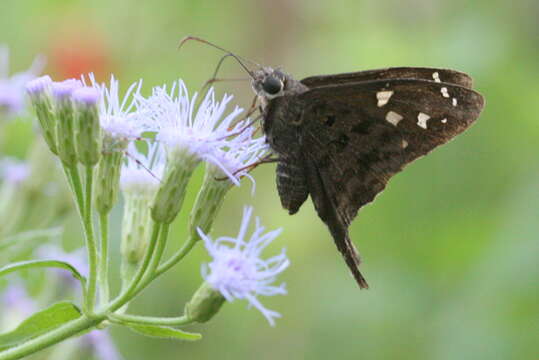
top-left (26, 72), bottom-right (289, 325)
top-left (27, 73), bottom-right (268, 186)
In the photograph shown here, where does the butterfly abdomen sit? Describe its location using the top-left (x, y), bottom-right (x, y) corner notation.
top-left (276, 161), bottom-right (309, 215)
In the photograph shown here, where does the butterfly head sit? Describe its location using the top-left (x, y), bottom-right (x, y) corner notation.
top-left (251, 67), bottom-right (291, 100)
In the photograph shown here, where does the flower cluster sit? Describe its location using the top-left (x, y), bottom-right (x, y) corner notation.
top-left (26, 74), bottom-right (269, 184)
top-left (24, 71), bottom-right (288, 327)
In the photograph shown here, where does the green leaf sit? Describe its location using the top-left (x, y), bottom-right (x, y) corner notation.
top-left (125, 323), bottom-right (202, 341)
top-left (0, 302), bottom-right (82, 350)
top-left (0, 260), bottom-right (86, 285)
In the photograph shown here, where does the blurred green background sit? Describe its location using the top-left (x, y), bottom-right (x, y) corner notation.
top-left (1, 0), bottom-right (538, 359)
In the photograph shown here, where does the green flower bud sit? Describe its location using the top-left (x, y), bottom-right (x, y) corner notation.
top-left (52, 81), bottom-right (80, 166)
top-left (188, 163), bottom-right (233, 242)
top-left (119, 141), bottom-right (165, 287)
top-left (26, 76), bottom-right (58, 155)
top-left (151, 149), bottom-right (199, 224)
top-left (73, 87), bottom-right (102, 166)
top-left (184, 282), bottom-right (226, 323)
top-left (120, 195), bottom-right (152, 286)
top-left (94, 134), bottom-right (127, 215)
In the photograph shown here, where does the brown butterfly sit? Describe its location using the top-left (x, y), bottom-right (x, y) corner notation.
top-left (181, 38), bottom-right (485, 289)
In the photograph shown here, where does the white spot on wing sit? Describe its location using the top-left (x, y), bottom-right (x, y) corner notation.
top-left (441, 118), bottom-right (447, 124)
top-left (385, 111), bottom-right (403, 126)
top-left (417, 112), bottom-right (430, 129)
top-left (452, 97), bottom-right (458, 106)
top-left (432, 72), bottom-right (441, 83)
top-left (376, 90), bottom-right (394, 107)
top-left (441, 87), bottom-right (450, 98)
top-left (401, 139), bottom-right (408, 149)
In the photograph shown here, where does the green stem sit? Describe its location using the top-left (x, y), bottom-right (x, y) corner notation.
top-left (0, 315), bottom-right (104, 360)
top-left (128, 235), bottom-right (198, 299)
top-left (131, 223), bottom-right (171, 295)
top-left (83, 166), bottom-right (98, 313)
top-left (108, 222), bottom-right (161, 312)
top-left (155, 236), bottom-right (198, 277)
top-left (64, 166), bottom-right (84, 219)
top-left (141, 223), bottom-right (170, 285)
top-left (109, 313), bottom-right (192, 326)
top-left (98, 212), bottom-right (110, 306)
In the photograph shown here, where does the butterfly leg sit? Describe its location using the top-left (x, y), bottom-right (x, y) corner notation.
top-left (214, 154), bottom-right (280, 182)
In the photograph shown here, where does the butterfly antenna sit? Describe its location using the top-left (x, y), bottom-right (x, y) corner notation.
top-left (199, 53), bottom-right (249, 97)
top-left (178, 36), bottom-right (259, 79)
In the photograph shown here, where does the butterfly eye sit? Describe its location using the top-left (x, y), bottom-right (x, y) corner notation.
top-left (262, 76), bottom-right (283, 95)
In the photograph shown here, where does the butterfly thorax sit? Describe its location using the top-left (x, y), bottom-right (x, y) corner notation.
top-left (251, 67), bottom-right (309, 157)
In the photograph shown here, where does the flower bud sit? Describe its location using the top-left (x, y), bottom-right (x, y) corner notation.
top-left (119, 142), bottom-right (164, 286)
top-left (120, 187), bottom-right (158, 284)
top-left (73, 87), bottom-right (102, 166)
top-left (52, 80), bottom-right (82, 166)
top-left (151, 148), bottom-right (199, 224)
top-left (120, 195), bottom-right (152, 284)
top-left (94, 134), bottom-right (125, 215)
top-left (26, 76), bottom-right (58, 154)
top-left (184, 282), bottom-right (225, 323)
top-left (188, 163), bottom-right (233, 242)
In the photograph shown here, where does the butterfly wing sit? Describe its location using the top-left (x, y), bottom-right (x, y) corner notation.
top-left (301, 67), bottom-right (473, 89)
top-left (295, 78), bottom-right (484, 288)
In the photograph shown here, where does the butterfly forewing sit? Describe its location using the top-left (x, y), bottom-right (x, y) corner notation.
top-left (301, 67), bottom-right (474, 89)
top-left (297, 79), bottom-right (484, 221)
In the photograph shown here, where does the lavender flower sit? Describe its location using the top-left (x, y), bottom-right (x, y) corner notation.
top-left (86, 74), bottom-right (144, 142)
top-left (72, 86), bottom-right (101, 106)
top-left (0, 280), bottom-right (37, 331)
top-left (207, 132), bottom-right (269, 188)
top-left (0, 45), bottom-right (45, 118)
top-left (198, 206), bottom-right (289, 326)
top-left (51, 79), bottom-right (83, 101)
top-left (139, 81), bottom-right (259, 174)
top-left (0, 158), bottom-right (30, 185)
top-left (25, 75), bottom-right (53, 99)
top-left (80, 329), bottom-right (123, 360)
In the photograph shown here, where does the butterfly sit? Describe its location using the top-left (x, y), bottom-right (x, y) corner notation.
top-left (250, 66), bottom-right (484, 289)
top-left (178, 37), bottom-right (485, 289)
